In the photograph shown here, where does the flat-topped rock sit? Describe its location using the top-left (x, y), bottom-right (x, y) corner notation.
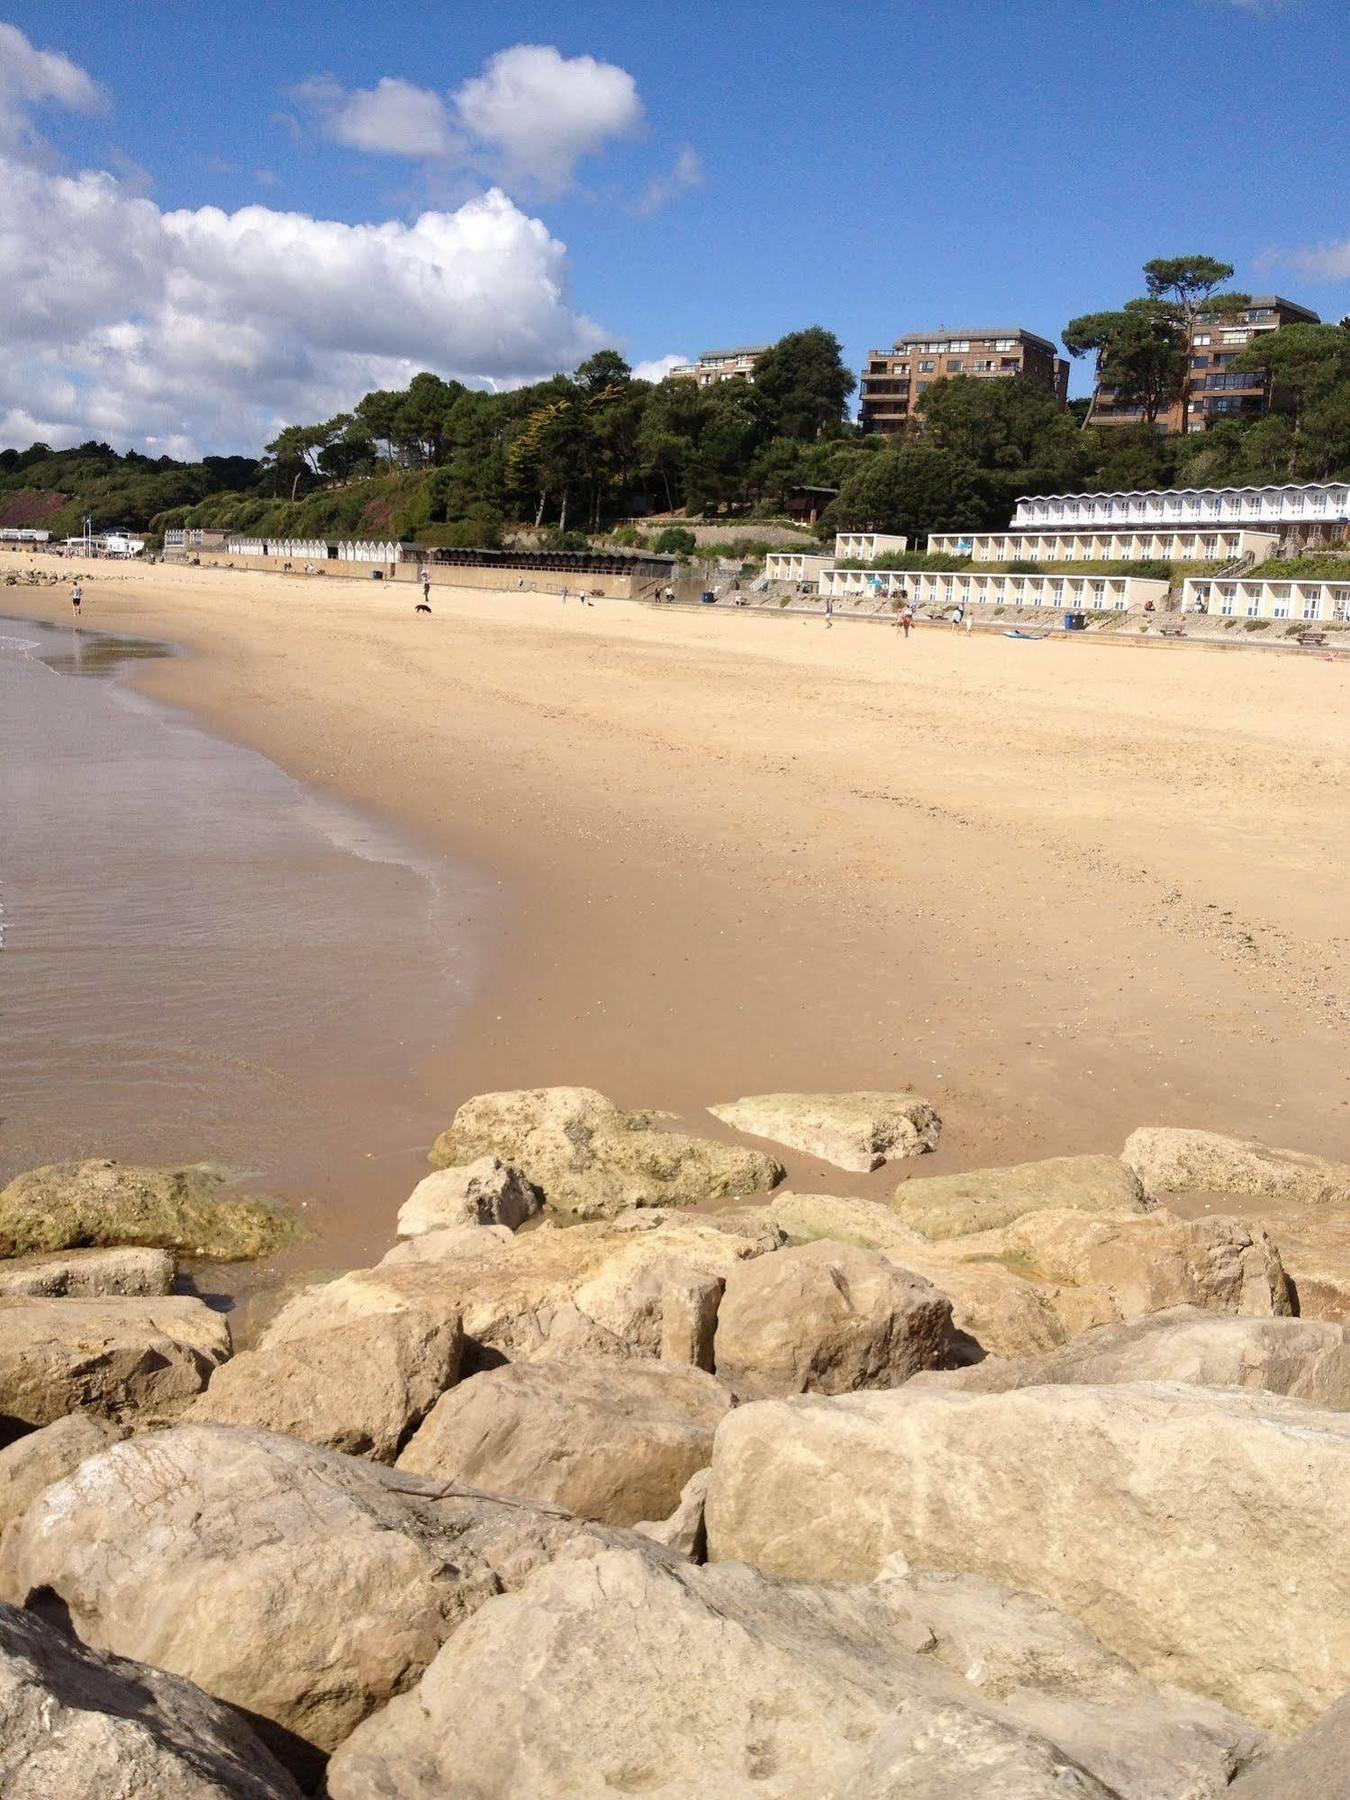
top-left (918, 1306), bottom-right (1350, 1407)
top-left (398, 1355), bottom-right (730, 1525)
top-left (327, 1543), bottom-right (1267, 1800)
top-left (0, 1295), bottom-right (231, 1428)
top-left (397, 1157), bottom-right (540, 1236)
top-left (705, 1380), bottom-right (1350, 1734)
top-left (429, 1086), bottom-right (783, 1218)
top-left (190, 1306), bottom-right (463, 1462)
top-left (0, 1423), bottom-right (653, 1764)
top-left (0, 1245), bottom-right (175, 1299)
top-left (713, 1239), bottom-right (957, 1398)
top-left (0, 1603), bottom-right (302, 1799)
top-left (893, 1153), bottom-right (1147, 1239)
top-left (707, 1090), bottom-right (940, 1173)
top-left (1123, 1126), bottom-right (1350, 1207)
top-left (270, 1211), bottom-right (777, 1371)
top-left (743, 1192), bottom-right (1290, 1358)
top-left (0, 1160), bottom-right (297, 1261)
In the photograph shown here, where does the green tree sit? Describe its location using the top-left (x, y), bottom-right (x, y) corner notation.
top-left (749, 327), bottom-right (856, 440)
top-left (823, 446), bottom-right (987, 540)
top-left (1064, 302), bottom-right (1184, 428)
top-left (1232, 321), bottom-right (1350, 477)
top-left (653, 525), bottom-right (697, 555)
top-left (1067, 256), bottom-right (1250, 433)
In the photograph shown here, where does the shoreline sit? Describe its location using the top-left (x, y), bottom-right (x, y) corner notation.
top-left (5, 560), bottom-right (1349, 1267)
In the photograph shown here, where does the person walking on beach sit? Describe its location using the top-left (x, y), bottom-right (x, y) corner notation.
top-left (421, 569), bottom-right (432, 606)
top-left (963, 609), bottom-right (973, 636)
top-left (70, 580), bottom-right (82, 616)
top-left (825, 593), bottom-right (834, 629)
top-left (950, 603), bottom-right (963, 632)
top-left (561, 586), bottom-right (569, 604)
top-left (898, 602), bottom-right (914, 639)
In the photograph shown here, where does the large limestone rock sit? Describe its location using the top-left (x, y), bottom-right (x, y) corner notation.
top-left (952, 1207), bottom-right (1293, 1325)
top-left (1228, 1695), bottom-right (1350, 1797)
top-left (189, 1305), bottom-right (463, 1462)
top-left (713, 1239), bottom-right (957, 1398)
top-left (268, 1211), bottom-right (778, 1372)
top-left (893, 1152), bottom-right (1147, 1238)
top-left (707, 1090), bottom-right (939, 1173)
top-left (0, 1295), bottom-right (231, 1428)
top-left (1123, 1126), bottom-right (1350, 1207)
top-left (922, 1306), bottom-right (1350, 1407)
top-left (0, 1245), bottom-right (174, 1299)
top-left (0, 1160), bottom-right (297, 1261)
top-left (0, 1413), bottom-right (126, 1540)
top-left (705, 1380), bottom-right (1350, 1733)
top-left (398, 1355), bottom-right (730, 1525)
top-left (327, 1544), bottom-right (1266, 1800)
top-left (748, 1192), bottom-right (1290, 1358)
top-left (0, 1424), bottom-right (644, 1761)
top-left (0, 1603), bottom-right (302, 1799)
top-left (379, 1224), bottom-right (514, 1265)
top-left (428, 1086), bottom-right (784, 1218)
top-left (397, 1156), bottom-right (539, 1236)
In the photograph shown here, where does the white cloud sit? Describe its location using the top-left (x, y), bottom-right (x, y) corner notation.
top-left (293, 73), bottom-right (458, 159)
top-left (0, 20), bottom-right (105, 162)
top-left (0, 155), bottom-right (607, 454)
top-left (1270, 238), bottom-right (1350, 282)
top-left (633, 354), bottom-right (688, 383)
top-left (633, 146), bottom-right (702, 217)
top-left (454, 45), bottom-right (643, 196)
top-left (294, 45), bottom-right (644, 198)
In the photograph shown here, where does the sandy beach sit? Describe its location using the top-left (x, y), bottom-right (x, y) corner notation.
top-left (6, 559), bottom-right (1348, 1254)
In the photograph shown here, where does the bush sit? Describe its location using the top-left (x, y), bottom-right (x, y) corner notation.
top-left (653, 526), bottom-right (698, 556)
top-left (537, 527), bottom-right (591, 552)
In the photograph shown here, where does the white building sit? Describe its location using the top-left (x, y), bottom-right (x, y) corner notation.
top-left (833, 532), bottom-right (908, 562)
top-left (63, 532), bottom-right (144, 557)
top-left (1182, 575), bottom-right (1350, 623)
top-left (818, 568), bottom-right (1170, 614)
top-left (926, 527), bottom-right (1278, 565)
top-left (1011, 482), bottom-right (1350, 532)
top-left (0, 527), bottom-right (50, 544)
top-left (666, 347), bottom-right (767, 387)
top-left (764, 550), bottom-right (834, 583)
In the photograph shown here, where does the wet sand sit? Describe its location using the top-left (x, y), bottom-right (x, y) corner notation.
top-left (1, 612), bottom-right (495, 1275)
top-left (4, 559), bottom-right (1348, 1266)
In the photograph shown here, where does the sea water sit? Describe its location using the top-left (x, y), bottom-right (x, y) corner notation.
top-left (0, 617), bottom-right (497, 1263)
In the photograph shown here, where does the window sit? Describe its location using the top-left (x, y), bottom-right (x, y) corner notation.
top-left (1301, 592), bottom-right (1321, 620)
top-left (1219, 590), bottom-right (1235, 616)
top-left (1271, 586), bottom-right (1291, 618)
top-left (1214, 354), bottom-right (1236, 367)
top-left (1190, 356), bottom-right (1209, 370)
top-left (992, 338), bottom-right (1016, 350)
top-left (1222, 331), bottom-right (1249, 344)
top-left (1193, 333), bottom-right (1211, 346)
top-left (946, 360), bottom-right (963, 373)
top-left (945, 340), bottom-right (970, 353)
top-left (915, 380), bottom-right (930, 392)
top-left (1247, 309), bottom-right (1272, 322)
top-left (919, 360), bottom-right (935, 373)
top-left (1245, 593), bottom-right (1260, 617)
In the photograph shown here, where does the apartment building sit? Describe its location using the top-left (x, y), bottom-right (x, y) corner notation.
top-left (859, 328), bottom-right (1070, 434)
top-left (665, 346), bottom-right (767, 388)
top-left (1089, 295), bottom-right (1320, 433)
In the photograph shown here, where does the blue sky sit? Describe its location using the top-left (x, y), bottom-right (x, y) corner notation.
top-left (4, 0), bottom-right (1348, 452)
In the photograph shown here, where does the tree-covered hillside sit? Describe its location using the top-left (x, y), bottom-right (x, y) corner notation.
top-left (4, 313), bottom-right (1347, 551)
top-left (0, 442), bottom-right (260, 540)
